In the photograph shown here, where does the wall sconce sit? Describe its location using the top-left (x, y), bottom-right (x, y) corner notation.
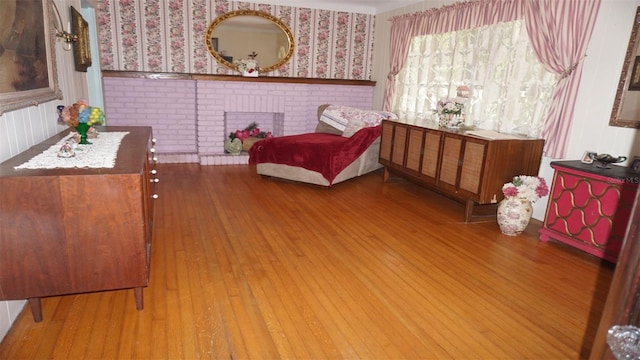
top-left (49, 0), bottom-right (77, 50)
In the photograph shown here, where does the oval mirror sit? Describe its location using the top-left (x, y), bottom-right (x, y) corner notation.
top-left (610, 6), bottom-right (640, 129)
top-left (205, 10), bottom-right (294, 74)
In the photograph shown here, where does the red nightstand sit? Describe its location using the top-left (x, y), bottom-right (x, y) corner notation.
top-left (539, 161), bottom-right (639, 263)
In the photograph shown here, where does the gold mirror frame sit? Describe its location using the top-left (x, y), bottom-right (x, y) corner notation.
top-left (205, 10), bottom-right (294, 74)
top-left (610, 6), bottom-right (640, 129)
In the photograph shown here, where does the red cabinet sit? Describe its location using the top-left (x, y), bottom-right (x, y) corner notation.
top-left (539, 161), bottom-right (639, 263)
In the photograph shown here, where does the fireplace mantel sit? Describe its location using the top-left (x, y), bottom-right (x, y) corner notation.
top-left (102, 72), bottom-right (376, 165)
top-left (102, 70), bottom-right (376, 87)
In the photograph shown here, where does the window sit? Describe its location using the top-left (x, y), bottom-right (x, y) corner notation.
top-left (392, 19), bottom-right (557, 138)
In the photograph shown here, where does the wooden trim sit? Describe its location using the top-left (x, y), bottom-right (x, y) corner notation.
top-left (102, 70), bottom-right (376, 86)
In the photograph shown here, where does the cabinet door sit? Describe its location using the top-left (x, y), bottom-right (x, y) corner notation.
top-left (420, 130), bottom-right (442, 181)
top-left (405, 128), bottom-right (424, 173)
top-left (458, 138), bottom-right (487, 195)
top-left (438, 134), bottom-right (463, 191)
top-left (379, 122), bottom-right (394, 163)
top-left (391, 125), bottom-right (408, 167)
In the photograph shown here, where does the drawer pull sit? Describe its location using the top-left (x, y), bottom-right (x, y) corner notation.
top-left (150, 169), bottom-right (157, 175)
top-left (150, 178), bottom-right (159, 183)
top-left (152, 194), bottom-right (159, 199)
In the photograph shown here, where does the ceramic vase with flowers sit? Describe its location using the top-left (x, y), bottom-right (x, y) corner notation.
top-left (435, 98), bottom-right (465, 129)
top-left (497, 175), bottom-right (549, 236)
top-left (234, 51), bottom-right (260, 77)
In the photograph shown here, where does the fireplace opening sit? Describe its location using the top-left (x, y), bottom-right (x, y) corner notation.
top-left (224, 111), bottom-right (285, 151)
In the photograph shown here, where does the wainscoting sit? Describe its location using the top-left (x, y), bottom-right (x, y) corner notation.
top-left (102, 72), bottom-right (376, 165)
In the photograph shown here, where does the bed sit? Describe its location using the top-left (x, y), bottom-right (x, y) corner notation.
top-left (248, 104), bottom-right (396, 186)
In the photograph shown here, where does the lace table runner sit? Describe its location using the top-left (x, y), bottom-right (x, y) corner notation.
top-left (14, 132), bottom-right (130, 170)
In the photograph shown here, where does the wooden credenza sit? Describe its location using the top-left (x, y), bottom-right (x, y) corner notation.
top-left (379, 119), bottom-right (544, 222)
top-left (539, 161), bottom-right (639, 263)
top-left (0, 126), bottom-right (158, 322)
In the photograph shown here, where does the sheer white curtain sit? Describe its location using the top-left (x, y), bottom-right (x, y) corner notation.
top-left (393, 19), bottom-right (557, 137)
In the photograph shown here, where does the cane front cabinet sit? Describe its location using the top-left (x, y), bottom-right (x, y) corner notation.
top-left (379, 119), bottom-right (545, 222)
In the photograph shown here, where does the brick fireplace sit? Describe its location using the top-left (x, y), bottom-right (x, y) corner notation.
top-left (103, 74), bottom-right (375, 165)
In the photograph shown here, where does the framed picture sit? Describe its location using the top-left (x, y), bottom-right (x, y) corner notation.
top-left (0, 0), bottom-right (62, 115)
top-left (629, 56), bottom-right (640, 91)
top-left (71, 6), bottom-right (91, 72)
top-left (630, 156), bottom-right (640, 174)
top-left (581, 151), bottom-right (596, 164)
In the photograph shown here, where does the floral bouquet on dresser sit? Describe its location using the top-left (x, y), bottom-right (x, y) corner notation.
top-left (435, 98), bottom-right (465, 129)
top-left (57, 99), bottom-right (105, 145)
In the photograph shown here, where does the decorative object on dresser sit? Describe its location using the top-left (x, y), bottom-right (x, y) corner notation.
top-left (379, 119), bottom-right (545, 222)
top-left (497, 175), bottom-right (549, 236)
top-left (57, 99), bottom-right (106, 144)
top-left (539, 161), bottom-right (639, 263)
top-left (593, 153), bottom-right (627, 169)
top-left (581, 150), bottom-right (596, 164)
top-left (435, 98), bottom-right (465, 129)
top-left (630, 156), bottom-right (640, 174)
top-left (0, 126), bottom-right (158, 322)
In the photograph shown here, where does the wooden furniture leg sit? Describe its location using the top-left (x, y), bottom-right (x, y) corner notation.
top-left (382, 167), bottom-right (390, 182)
top-left (134, 287), bottom-right (144, 310)
top-left (28, 298), bottom-right (43, 323)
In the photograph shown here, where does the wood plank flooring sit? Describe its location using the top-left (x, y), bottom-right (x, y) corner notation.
top-left (0, 164), bottom-right (614, 359)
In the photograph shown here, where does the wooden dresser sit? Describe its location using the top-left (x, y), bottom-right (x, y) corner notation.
top-left (379, 119), bottom-right (544, 222)
top-left (0, 126), bottom-right (158, 321)
top-left (539, 161), bottom-right (639, 263)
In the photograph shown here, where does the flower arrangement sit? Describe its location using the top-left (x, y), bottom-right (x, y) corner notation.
top-left (229, 122), bottom-right (273, 142)
top-left (234, 51), bottom-right (260, 76)
top-left (501, 175), bottom-right (549, 203)
top-left (57, 99), bottom-right (106, 144)
top-left (57, 99), bottom-right (105, 128)
top-left (436, 98), bottom-right (464, 115)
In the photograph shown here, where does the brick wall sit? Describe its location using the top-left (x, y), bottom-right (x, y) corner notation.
top-left (103, 77), bottom-right (374, 165)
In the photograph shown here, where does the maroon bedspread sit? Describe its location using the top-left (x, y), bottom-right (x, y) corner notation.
top-left (248, 125), bottom-right (381, 184)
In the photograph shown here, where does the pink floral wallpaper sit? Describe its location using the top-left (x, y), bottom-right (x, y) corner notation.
top-left (96, 1), bottom-right (375, 80)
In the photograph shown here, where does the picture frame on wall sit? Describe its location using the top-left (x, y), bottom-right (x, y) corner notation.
top-left (71, 6), bottom-right (91, 72)
top-left (0, 0), bottom-right (62, 115)
top-left (629, 56), bottom-right (640, 91)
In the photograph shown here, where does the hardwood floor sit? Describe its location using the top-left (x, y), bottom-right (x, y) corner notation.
top-left (0, 164), bottom-right (614, 359)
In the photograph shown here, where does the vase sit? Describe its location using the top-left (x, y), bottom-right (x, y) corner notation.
top-left (438, 114), bottom-right (463, 129)
top-left (496, 196), bottom-right (533, 236)
top-left (76, 123), bottom-right (91, 144)
top-left (242, 69), bottom-right (259, 77)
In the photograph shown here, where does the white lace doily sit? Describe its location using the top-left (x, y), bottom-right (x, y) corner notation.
top-left (14, 132), bottom-right (130, 170)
